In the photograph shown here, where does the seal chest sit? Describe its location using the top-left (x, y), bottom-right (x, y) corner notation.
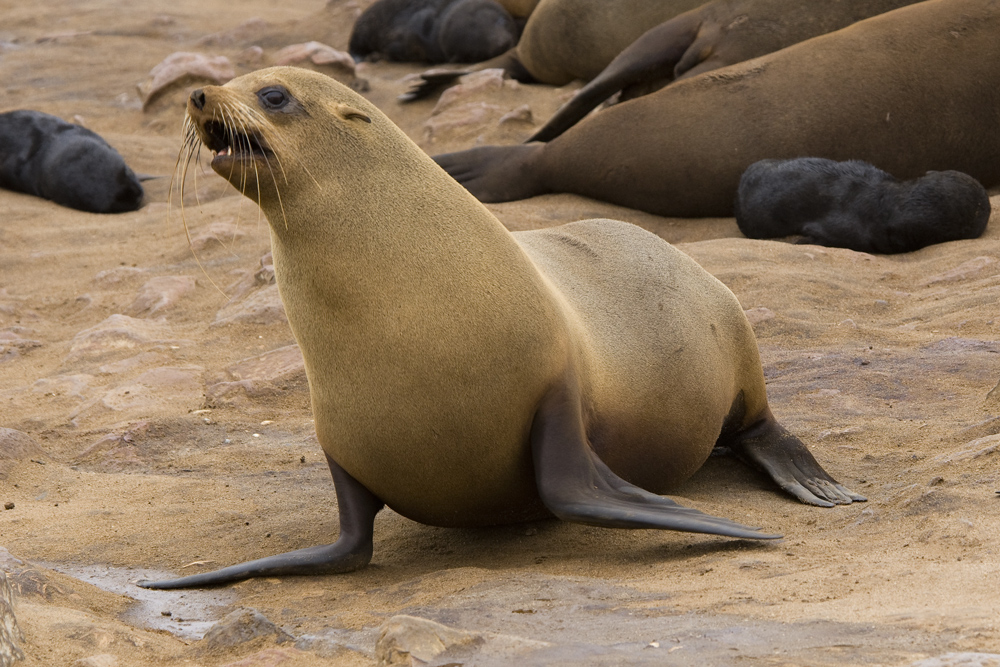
top-left (138, 66), bottom-right (863, 590)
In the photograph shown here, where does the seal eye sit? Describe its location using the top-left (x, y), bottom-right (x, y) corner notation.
top-left (257, 86), bottom-right (290, 110)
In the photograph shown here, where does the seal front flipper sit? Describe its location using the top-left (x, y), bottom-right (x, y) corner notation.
top-left (434, 143), bottom-right (548, 203)
top-left (530, 378), bottom-right (780, 540)
top-left (137, 456), bottom-right (383, 589)
top-left (725, 412), bottom-right (867, 507)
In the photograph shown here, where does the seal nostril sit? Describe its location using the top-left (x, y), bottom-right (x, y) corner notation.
top-left (190, 89), bottom-right (206, 110)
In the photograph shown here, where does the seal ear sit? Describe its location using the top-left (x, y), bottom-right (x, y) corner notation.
top-left (332, 103), bottom-right (371, 124)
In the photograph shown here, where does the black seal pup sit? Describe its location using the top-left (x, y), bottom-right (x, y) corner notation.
top-left (735, 158), bottom-right (990, 254)
top-left (0, 110), bottom-right (144, 214)
top-left (349, 0), bottom-right (521, 64)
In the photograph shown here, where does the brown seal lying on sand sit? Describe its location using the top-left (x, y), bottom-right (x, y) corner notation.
top-left (139, 67), bottom-right (863, 589)
top-left (435, 0), bottom-right (1000, 218)
top-left (527, 0), bottom-right (923, 142)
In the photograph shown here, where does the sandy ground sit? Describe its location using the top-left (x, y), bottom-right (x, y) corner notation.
top-left (2, 1), bottom-right (1000, 665)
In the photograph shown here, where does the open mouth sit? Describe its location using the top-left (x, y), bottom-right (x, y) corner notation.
top-left (201, 120), bottom-right (273, 162)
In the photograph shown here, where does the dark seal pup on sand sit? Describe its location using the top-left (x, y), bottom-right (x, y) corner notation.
top-left (139, 67), bottom-right (863, 590)
top-left (735, 158), bottom-right (991, 254)
top-left (0, 110), bottom-right (144, 213)
top-left (349, 0), bottom-right (521, 64)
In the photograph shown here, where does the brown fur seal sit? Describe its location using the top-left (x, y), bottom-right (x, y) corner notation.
top-left (139, 67), bottom-right (863, 589)
top-left (400, 0), bottom-right (705, 100)
top-left (735, 158), bottom-right (991, 254)
top-left (499, 0), bottom-right (539, 18)
top-left (529, 0), bottom-right (923, 142)
top-left (435, 0), bottom-right (1000, 218)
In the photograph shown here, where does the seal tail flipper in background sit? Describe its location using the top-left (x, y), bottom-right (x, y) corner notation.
top-left (136, 456), bottom-right (383, 589)
top-left (398, 49), bottom-right (530, 103)
top-left (530, 376), bottom-right (780, 540)
top-left (398, 69), bottom-right (469, 102)
top-left (525, 14), bottom-right (701, 143)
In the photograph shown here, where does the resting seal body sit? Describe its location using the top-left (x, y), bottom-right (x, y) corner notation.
top-left (436, 0), bottom-right (1000, 218)
top-left (348, 0), bottom-right (523, 64)
top-left (529, 0), bottom-right (923, 142)
top-left (140, 67), bottom-right (863, 589)
top-left (0, 110), bottom-right (143, 213)
top-left (735, 159), bottom-right (991, 254)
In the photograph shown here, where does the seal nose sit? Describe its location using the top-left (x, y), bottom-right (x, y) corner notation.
top-left (190, 89), bottom-right (206, 110)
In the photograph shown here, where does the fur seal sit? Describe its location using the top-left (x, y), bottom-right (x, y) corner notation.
top-left (348, 0), bottom-right (522, 64)
top-left (400, 0), bottom-right (705, 101)
top-left (435, 0), bottom-right (1000, 218)
top-left (735, 158), bottom-right (991, 254)
top-left (139, 67), bottom-right (863, 589)
top-left (0, 110), bottom-right (144, 214)
top-left (528, 0), bottom-right (923, 142)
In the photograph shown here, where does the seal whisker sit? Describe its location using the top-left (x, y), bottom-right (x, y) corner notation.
top-left (219, 103), bottom-right (253, 233)
top-left (225, 102), bottom-right (290, 229)
top-left (172, 122), bottom-right (202, 245)
top-left (177, 124), bottom-right (201, 219)
top-left (231, 103), bottom-right (303, 196)
top-left (233, 113), bottom-right (267, 230)
top-left (174, 107), bottom-right (229, 299)
top-left (234, 102), bottom-right (319, 192)
top-left (169, 117), bottom-right (196, 222)
top-left (229, 108), bottom-right (266, 232)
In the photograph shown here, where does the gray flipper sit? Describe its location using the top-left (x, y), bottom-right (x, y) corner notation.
top-left (137, 455), bottom-right (383, 589)
top-left (398, 70), bottom-right (469, 102)
top-left (530, 376), bottom-right (780, 539)
top-left (724, 415), bottom-right (867, 507)
top-left (526, 15), bottom-right (700, 143)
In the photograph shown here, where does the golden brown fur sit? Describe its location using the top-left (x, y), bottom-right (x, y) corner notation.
top-left (185, 67), bottom-right (777, 526)
top-left (139, 65), bottom-right (862, 589)
top-left (514, 0), bottom-right (705, 84)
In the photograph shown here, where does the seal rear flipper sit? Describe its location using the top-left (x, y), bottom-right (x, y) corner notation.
top-left (434, 143), bottom-right (547, 203)
top-left (526, 16), bottom-right (700, 143)
top-left (398, 69), bottom-right (469, 102)
top-left (725, 413), bottom-right (867, 507)
top-left (137, 456), bottom-right (383, 589)
top-left (530, 379), bottom-right (779, 540)
top-left (398, 49), bottom-right (527, 102)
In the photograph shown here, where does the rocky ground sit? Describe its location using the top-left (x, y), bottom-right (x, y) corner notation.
top-left (2, 1), bottom-right (1000, 665)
